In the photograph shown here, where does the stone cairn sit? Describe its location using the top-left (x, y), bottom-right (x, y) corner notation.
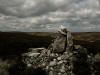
top-left (22, 26), bottom-right (99, 75)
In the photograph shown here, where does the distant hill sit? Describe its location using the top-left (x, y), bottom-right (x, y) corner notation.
top-left (73, 32), bottom-right (100, 41)
top-left (25, 32), bottom-right (100, 41)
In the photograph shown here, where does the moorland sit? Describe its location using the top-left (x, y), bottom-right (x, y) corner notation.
top-left (0, 32), bottom-right (100, 57)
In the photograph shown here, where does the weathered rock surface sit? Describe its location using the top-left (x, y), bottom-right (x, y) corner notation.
top-left (0, 58), bottom-right (17, 75)
top-left (51, 31), bottom-right (73, 53)
top-left (22, 28), bottom-right (94, 75)
top-left (22, 44), bottom-right (92, 75)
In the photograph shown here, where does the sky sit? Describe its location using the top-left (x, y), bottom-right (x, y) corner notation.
top-left (0, 0), bottom-right (100, 32)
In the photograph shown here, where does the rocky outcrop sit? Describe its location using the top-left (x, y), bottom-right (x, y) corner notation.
top-left (22, 28), bottom-right (93, 75)
top-left (51, 31), bottom-right (73, 53)
top-left (0, 58), bottom-right (17, 75)
top-left (22, 48), bottom-right (72, 75)
top-left (0, 27), bottom-right (100, 75)
top-left (0, 59), bottom-right (10, 75)
top-left (22, 45), bottom-right (91, 75)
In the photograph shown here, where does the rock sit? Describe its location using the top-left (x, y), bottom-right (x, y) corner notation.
top-left (57, 61), bottom-right (63, 65)
top-left (61, 65), bottom-right (65, 70)
top-left (51, 28), bottom-right (73, 53)
top-left (58, 73), bottom-right (61, 75)
top-left (28, 48), bottom-right (45, 52)
top-left (49, 61), bottom-right (56, 66)
top-left (93, 55), bottom-right (100, 75)
top-left (27, 64), bottom-right (32, 67)
top-left (45, 66), bottom-right (49, 70)
top-left (1, 26), bottom-right (99, 75)
top-left (60, 69), bottom-right (65, 73)
top-left (57, 57), bottom-right (62, 61)
top-left (22, 27), bottom-right (96, 75)
top-left (52, 34), bottom-right (67, 53)
top-left (22, 28), bottom-right (74, 75)
top-left (23, 52), bottom-right (40, 57)
top-left (0, 59), bottom-right (15, 75)
top-left (73, 45), bottom-right (81, 50)
top-left (51, 53), bottom-right (55, 57)
top-left (28, 53), bottom-right (40, 57)
top-left (49, 71), bottom-right (54, 75)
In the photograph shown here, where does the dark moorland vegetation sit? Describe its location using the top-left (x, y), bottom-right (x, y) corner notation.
top-left (0, 32), bottom-right (100, 57)
top-left (0, 32), bottom-right (53, 57)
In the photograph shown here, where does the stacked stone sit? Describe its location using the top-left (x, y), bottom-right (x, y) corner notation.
top-left (22, 45), bottom-right (93, 75)
top-left (22, 48), bottom-right (74, 75)
top-left (22, 27), bottom-right (75, 75)
top-left (0, 59), bottom-right (9, 75)
top-left (22, 26), bottom-right (96, 75)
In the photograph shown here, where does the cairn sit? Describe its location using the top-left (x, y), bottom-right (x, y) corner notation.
top-left (22, 26), bottom-right (99, 75)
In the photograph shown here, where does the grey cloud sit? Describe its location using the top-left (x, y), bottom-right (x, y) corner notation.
top-left (0, 0), bottom-right (75, 17)
top-left (0, 0), bottom-right (100, 32)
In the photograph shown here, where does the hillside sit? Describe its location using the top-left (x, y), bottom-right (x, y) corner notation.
top-left (0, 32), bottom-right (100, 57)
top-left (73, 32), bottom-right (100, 41)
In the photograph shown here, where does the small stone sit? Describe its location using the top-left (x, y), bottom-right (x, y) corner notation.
top-left (61, 65), bottom-right (65, 70)
top-left (63, 60), bottom-right (67, 63)
top-left (28, 53), bottom-right (40, 57)
top-left (50, 67), bottom-right (53, 70)
top-left (56, 53), bottom-right (58, 56)
top-left (57, 61), bottom-right (63, 65)
top-left (45, 66), bottom-right (49, 70)
top-left (47, 50), bottom-right (51, 55)
top-left (49, 71), bottom-right (53, 75)
top-left (42, 63), bottom-right (46, 66)
top-left (27, 64), bottom-right (32, 67)
top-left (60, 69), bottom-right (65, 73)
top-left (68, 66), bottom-right (71, 69)
top-left (49, 61), bottom-right (56, 66)
top-left (57, 57), bottom-right (62, 60)
top-left (53, 59), bottom-right (56, 61)
top-left (69, 53), bottom-right (73, 56)
top-left (58, 73), bottom-right (61, 75)
top-left (51, 53), bottom-right (55, 57)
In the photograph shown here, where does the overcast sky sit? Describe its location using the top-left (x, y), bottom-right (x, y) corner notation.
top-left (0, 0), bottom-right (100, 32)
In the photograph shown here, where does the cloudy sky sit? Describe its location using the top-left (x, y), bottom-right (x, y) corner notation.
top-left (0, 0), bottom-right (100, 32)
